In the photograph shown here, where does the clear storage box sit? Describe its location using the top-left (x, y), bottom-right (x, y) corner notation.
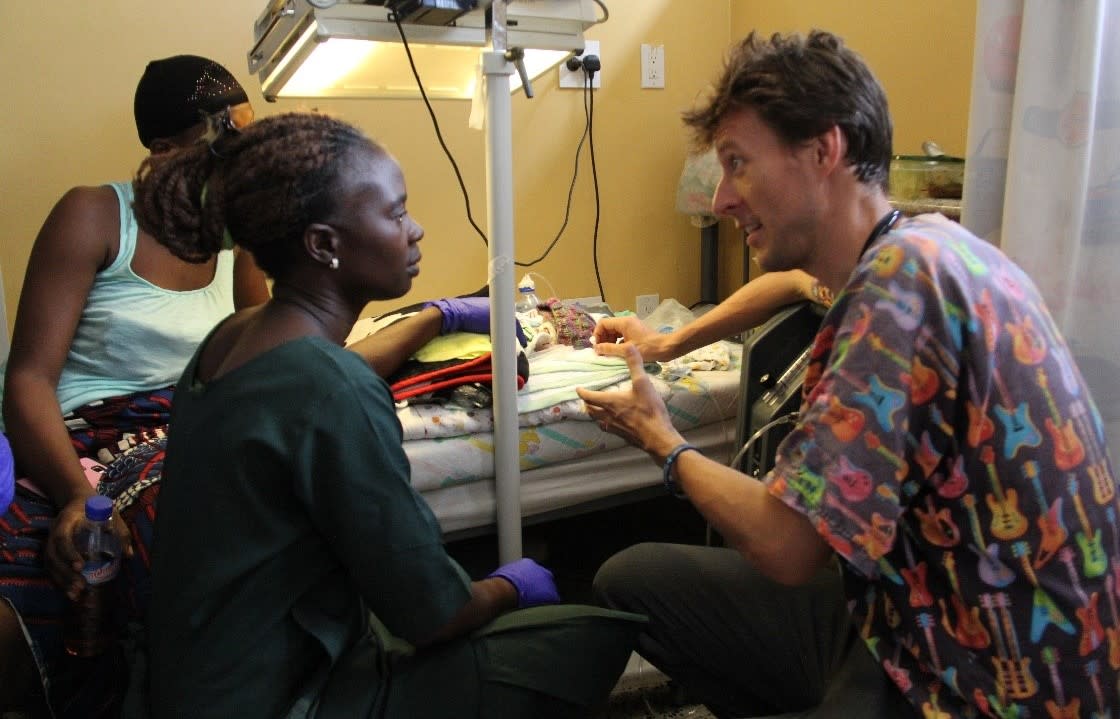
top-left (889, 155), bottom-right (965, 200)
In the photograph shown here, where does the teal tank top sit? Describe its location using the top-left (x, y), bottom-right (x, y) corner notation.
top-left (0, 182), bottom-right (235, 429)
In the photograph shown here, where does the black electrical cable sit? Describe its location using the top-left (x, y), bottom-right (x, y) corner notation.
top-left (392, 13), bottom-right (489, 246)
top-left (516, 75), bottom-right (592, 267)
top-left (587, 70), bottom-right (604, 303)
top-left (393, 12), bottom-right (602, 274)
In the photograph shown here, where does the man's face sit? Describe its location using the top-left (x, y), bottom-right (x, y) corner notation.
top-left (710, 108), bottom-right (823, 273)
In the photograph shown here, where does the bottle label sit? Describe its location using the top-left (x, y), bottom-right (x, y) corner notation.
top-left (82, 554), bottom-right (120, 585)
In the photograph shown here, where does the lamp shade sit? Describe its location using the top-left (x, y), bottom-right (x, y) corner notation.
top-left (248, 0), bottom-right (596, 101)
top-left (675, 148), bottom-right (721, 228)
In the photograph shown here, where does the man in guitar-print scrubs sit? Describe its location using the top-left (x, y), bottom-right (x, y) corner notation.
top-left (578, 30), bottom-right (1118, 719)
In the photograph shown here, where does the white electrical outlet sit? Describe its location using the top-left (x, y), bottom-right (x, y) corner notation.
top-left (636, 294), bottom-right (660, 318)
top-left (559, 40), bottom-right (602, 89)
top-left (640, 43), bottom-right (665, 89)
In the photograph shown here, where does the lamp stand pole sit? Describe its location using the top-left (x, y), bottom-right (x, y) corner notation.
top-left (481, 47), bottom-right (523, 565)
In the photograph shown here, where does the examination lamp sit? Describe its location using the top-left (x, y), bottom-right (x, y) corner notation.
top-left (248, 0), bottom-right (598, 100)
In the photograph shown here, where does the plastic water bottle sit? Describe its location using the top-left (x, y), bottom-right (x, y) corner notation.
top-left (64, 495), bottom-right (121, 657)
top-left (514, 275), bottom-right (542, 327)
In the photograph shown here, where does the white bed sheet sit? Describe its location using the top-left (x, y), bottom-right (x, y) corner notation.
top-left (393, 337), bottom-right (743, 536)
top-left (424, 419), bottom-right (737, 536)
top-left (404, 355), bottom-right (741, 489)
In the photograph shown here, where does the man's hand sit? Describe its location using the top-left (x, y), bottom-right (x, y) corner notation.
top-left (577, 343), bottom-right (685, 461)
top-left (590, 315), bottom-right (671, 362)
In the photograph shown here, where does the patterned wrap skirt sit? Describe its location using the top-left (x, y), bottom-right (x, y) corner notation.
top-left (1, 387), bottom-right (172, 717)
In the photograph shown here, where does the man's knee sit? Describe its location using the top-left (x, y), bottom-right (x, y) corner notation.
top-left (592, 542), bottom-right (669, 608)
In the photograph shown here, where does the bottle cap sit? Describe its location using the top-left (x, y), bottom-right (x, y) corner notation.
top-left (85, 495), bottom-right (114, 521)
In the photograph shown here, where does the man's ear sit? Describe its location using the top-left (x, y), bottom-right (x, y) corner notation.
top-left (303, 223), bottom-right (340, 268)
top-left (813, 125), bottom-right (847, 175)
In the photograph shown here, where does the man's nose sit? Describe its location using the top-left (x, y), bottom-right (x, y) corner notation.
top-left (711, 175), bottom-right (739, 218)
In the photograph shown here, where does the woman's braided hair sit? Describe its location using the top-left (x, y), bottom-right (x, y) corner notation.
top-left (132, 112), bottom-right (381, 276)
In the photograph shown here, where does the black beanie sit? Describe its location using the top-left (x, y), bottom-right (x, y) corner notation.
top-left (134, 54), bottom-right (250, 148)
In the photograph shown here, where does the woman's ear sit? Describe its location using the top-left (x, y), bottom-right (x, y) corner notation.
top-left (303, 223), bottom-right (340, 268)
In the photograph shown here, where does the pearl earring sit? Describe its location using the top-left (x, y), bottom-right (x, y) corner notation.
top-left (328, 257), bottom-right (339, 270)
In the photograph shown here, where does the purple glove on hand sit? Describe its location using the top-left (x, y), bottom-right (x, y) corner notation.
top-left (426, 297), bottom-right (491, 335)
top-left (487, 557), bottom-right (560, 607)
top-left (425, 297), bottom-right (527, 346)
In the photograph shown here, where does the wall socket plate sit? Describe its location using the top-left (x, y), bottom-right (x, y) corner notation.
top-left (636, 293), bottom-right (660, 318)
top-left (559, 40), bottom-right (602, 89)
top-left (640, 43), bottom-right (665, 89)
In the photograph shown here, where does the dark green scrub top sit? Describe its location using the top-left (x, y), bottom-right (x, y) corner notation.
top-left (147, 336), bottom-right (472, 719)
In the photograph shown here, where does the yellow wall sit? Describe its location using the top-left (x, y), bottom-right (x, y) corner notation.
top-left (0, 0), bottom-right (732, 335)
top-left (0, 2), bottom-right (978, 338)
top-left (725, 1), bottom-right (977, 280)
top-left (731, 1), bottom-right (978, 157)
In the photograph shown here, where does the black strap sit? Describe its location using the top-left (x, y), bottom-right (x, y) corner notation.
top-left (859, 209), bottom-right (902, 260)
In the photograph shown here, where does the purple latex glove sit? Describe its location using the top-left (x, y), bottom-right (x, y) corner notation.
top-left (487, 557), bottom-right (560, 607)
top-left (425, 297), bottom-right (527, 347)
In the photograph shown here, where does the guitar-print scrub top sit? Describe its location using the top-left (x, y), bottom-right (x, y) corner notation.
top-left (767, 213), bottom-right (1119, 718)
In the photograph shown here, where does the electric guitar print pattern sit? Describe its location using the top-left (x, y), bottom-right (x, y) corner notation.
top-left (765, 213), bottom-right (1119, 718)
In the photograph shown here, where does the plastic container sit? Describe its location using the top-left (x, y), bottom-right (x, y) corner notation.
top-left (64, 495), bottom-right (121, 657)
top-left (889, 155), bottom-right (965, 200)
top-left (514, 275), bottom-right (542, 327)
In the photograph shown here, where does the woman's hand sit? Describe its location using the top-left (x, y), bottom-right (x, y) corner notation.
top-left (577, 343), bottom-right (685, 462)
top-left (487, 558), bottom-right (560, 607)
top-left (424, 297), bottom-right (527, 346)
top-left (47, 495), bottom-right (133, 600)
top-left (47, 496), bottom-right (94, 600)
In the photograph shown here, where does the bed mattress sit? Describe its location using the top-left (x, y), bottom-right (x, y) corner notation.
top-left (396, 343), bottom-right (743, 535)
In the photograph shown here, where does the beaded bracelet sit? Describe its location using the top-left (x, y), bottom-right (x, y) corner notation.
top-left (662, 443), bottom-right (699, 499)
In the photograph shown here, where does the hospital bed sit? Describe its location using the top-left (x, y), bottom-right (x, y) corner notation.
top-left (386, 299), bottom-right (825, 543)
top-left (395, 342), bottom-right (743, 540)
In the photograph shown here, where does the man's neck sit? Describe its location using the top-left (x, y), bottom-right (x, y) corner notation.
top-left (809, 183), bottom-right (895, 295)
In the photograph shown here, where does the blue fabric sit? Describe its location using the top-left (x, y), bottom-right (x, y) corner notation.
top-left (0, 432), bottom-right (12, 515)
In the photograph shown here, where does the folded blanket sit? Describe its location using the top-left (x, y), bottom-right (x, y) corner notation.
top-left (517, 346), bottom-right (629, 413)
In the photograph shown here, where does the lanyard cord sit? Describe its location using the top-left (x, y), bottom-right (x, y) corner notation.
top-left (859, 209), bottom-right (902, 261)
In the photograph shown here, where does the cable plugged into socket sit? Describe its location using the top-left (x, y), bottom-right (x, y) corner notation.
top-left (568, 52), bottom-right (600, 78)
top-left (559, 40), bottom-right (602, 89)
